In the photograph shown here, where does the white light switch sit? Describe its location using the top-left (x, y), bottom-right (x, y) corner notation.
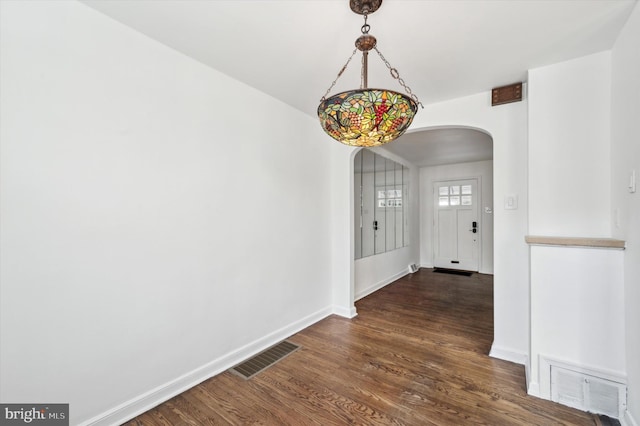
top-left (630, 169), bottom-right (636, 193)
top-left (504, 195), bottom-right (518, 210)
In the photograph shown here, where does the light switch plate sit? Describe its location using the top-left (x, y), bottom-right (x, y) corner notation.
top-left (504, 195), bottom-right (518, 210)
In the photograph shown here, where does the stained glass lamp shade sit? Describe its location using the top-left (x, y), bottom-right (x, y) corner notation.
top-left (317, 0), bottom-right (421, 147)
top-left (318, 89), bottom-right (418, 147)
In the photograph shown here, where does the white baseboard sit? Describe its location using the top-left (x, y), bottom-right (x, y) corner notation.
top-left (623, 409), bottom-right (638, 426)
top-left (523, 354), bottom-right (531, 391)
top-left (489, 344), bottom-right (527, 365)
top-left (332, 304), bottom-right (358, 318)
top-left (79, 306), bottom-right (333, 426)
top-left (355, 269), bottom-right (409, 301)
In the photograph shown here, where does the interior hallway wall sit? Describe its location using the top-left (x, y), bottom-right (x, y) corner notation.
top-left (0, 2), bottom-right (334, 424)
top-left (611, 2), bottom-right (640, 424)
top-left (528, 51), bottom-right (612, 237)
top-left (526, 51), bottom-right (626, 401)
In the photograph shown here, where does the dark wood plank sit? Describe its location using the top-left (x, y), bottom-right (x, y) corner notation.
top-left (125, 269), bottom-right (602, 425)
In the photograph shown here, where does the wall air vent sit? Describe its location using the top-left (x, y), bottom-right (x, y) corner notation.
top-left (229, 340), bottom-right (300, 380)
top-left (491, 82), bottom-right (523, 106)
top-left (551, 366), bottom-right (626, 418)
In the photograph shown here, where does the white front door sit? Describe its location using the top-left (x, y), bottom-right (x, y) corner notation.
top-left (433, 179), bottom-right (479, 272)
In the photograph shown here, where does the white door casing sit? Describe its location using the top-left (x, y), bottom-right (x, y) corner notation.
top-left (433, 178), bottom-right (480, 272)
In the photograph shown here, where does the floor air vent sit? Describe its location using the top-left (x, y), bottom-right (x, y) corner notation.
top-left (230, 340), bottom-right (300, 380)
top-left (551, 366), bottom-right (626, 418)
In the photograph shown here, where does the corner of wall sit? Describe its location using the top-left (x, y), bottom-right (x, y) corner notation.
top-left (332, 305), bottom-right (358, 319)
top-left (623, 409), bottom-right (639, 426)
top-left (489, 343), bottom-right (527, 365)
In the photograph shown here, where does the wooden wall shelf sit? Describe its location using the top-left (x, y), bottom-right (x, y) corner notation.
top-left (525, 236), bottom-right (625, 249)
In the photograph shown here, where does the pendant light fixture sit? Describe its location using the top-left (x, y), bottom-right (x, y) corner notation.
top-left (318, 0), bottom-right (422, 147)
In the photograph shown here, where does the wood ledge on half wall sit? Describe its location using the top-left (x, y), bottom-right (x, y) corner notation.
top-left (525, 235), bottom-right (626, 249)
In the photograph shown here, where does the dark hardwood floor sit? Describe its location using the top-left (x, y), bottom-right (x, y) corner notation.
top-left (125, 269), bottom-right (606, 425)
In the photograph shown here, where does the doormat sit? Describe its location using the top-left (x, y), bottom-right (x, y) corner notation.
top-left (595, 414), bottom-right (621, 426)
top-left (433, 268), bottom-right (473, 277)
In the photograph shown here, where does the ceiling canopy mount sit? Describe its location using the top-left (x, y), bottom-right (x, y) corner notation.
top-left (349, 0), bottom-right (382, 15)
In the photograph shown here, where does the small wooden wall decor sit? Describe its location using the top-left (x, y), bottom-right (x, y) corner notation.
top-left (491, 82), bottom-right (522, 106)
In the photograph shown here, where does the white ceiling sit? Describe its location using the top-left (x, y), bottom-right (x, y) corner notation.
top-left (82, 0), bottom-right (636, 165)
top-left (381, 127), bottom-right (493, 167)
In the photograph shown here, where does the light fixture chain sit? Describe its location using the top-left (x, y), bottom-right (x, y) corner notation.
top-left (374, 47), bottom-right (423, 108)
top-left (320, 48), bottom-right (359, 102)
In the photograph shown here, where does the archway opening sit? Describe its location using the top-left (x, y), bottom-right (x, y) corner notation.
top-left (350, 125), bottom-right (494, 318)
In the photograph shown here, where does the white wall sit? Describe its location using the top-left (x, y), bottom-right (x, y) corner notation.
top-left (330, 143), bottom-right (359, 318)
top-left (408, 91), bottom-right (529, 363)
top-left (611, 3), bottom-right (640, 424)
top-left (529, 246), bottom-right (626, 399)
top-left (419, 160), bottom-right (494, 274)
top-left (526, 51), bottom-right (626, 403)
top-left (528, 51), bottom-right (612, 237)
top-left (0, 2), bottom-right (334, 424)
top-left (354, 247), bottom-right (414, 300)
